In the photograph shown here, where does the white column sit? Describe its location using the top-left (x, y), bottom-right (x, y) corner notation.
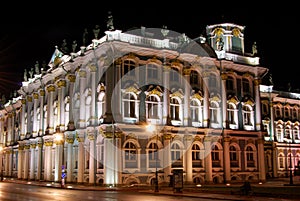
top-left (6, 113), bottom-right (12, 145)
top-left (163, 134), bottom-right (171, 181)
top-left (115, 135), bottom-right (122, 184)
top-left (32, 92), bottom-right (39, 138)
top-left (38, 89), bottom-right (45, 136)
top-left (88, 132), bottom-right (96, 184)
top-left (77, 134), bottom-right (85, 183)
top-left (221, 73), bottom-right (227, 128)
top-left (44, 140), bottom-right (53, 181)
top-left (79, 70), bottom-right (87, 128)
top-left (36, 138), bottom-right (43, 180)
top-left (5, 149), bottom-right (13, 177)
top-left (254, 79), bottom-right (262, 130)
top-left (54, 135), bottom-right (63, 182)
top-left (26, 95), bottom-right (33, 137)
top-left (29, 140), bottom-right (36, 179)
top-left (66, 74), bottom-right (75, 130)
top-left (20, 99), bottom-right (26, 140)
top-left (272, 142), bottom-right (278, 177)
top-left (104, 135), bottom-right (114, 185)
top-left (17, 143), bottom-right (24, 179)
top-left (184, 135), bottom-right (193, 183)
top-left (23, 143), bottom-right (30, 179)
top-left (223, 136), bottom-right (230, 183)
top-left (163, 65), bottom-right (170, 125)
top-left (89, 66), bottom-right (98, 126)
top-left (46, 85), bottom-right (56, 134)
top-left (258, 137), bottom-right (266, 181)
top-left (203, 75), bottom-right (209, 127)
top-left (204, 137), bottom-right (212, 183)
top-left (183, 68), bottom-right (191, 126)
top-left (65, 132), bottom-right (74, 183)
top-left (57, 80), bottom-right (66, 132)
top-left (103, 65), bottom-right (113, 123)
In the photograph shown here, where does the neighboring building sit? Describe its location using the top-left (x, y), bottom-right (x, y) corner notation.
top-left (260, 84), bottom-right (300, 179)
top-left (1, 20), bottom-right (282, 187)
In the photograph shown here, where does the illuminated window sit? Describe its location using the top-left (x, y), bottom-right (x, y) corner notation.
top-left (146, 95), bottom-right (159, 119)
top-left (230, 145), bottom-right (238, 167)
top-left (124, 142), bottom-right (137, 168)
top-left (171, 143), bottom-right (183, 168)
top-left (245, 146), bottom-right (255, 167)
top-left (170, 98), bottom-right (180, 121)
top-left (123, 93), bottom-right (136, 118)
top-left (211, 144), bottom-right (221, 167)
top-left (148, 142), bottom-right (159, 168)
top-left (192, 144), bottom-right (203, 168)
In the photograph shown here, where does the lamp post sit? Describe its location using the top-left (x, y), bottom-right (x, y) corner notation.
top-left (147, 124), bottom-right (159, 192)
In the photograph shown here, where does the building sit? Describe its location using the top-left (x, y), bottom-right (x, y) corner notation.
top-left (1, 20), bottom-right (292, 187)
top-left (260, 84), bottom-right (300, 179)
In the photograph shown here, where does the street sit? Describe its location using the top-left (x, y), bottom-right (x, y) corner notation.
top-left (0, 181), bottom-right (298, 201)
top-left (0, 182), bottom-right (226, 201)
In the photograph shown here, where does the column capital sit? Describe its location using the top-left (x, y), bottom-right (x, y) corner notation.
top-left (33, 92), bottom-right (39, 99)
top-left (67, 74), bottom-right (76, 83)
top-left (56, 79), bottom-right (66, 88)
top-left (46, 84), bottom-right (56, 92)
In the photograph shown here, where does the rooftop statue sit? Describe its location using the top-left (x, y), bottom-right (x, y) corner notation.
top-left (107, 11), bottom-right (114, 31)
top-left (93, 25), bottom-right (100, 39)
top-left (82, 28), bottom-right (89, 46)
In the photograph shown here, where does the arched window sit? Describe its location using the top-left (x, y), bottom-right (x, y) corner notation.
top-left (210, 102), bottom-right (219, 124)
top-left (123, 93), bottom-right (136, 118)
top-left (170, 98), bottom-right (180, 121)
top-left (171, 143), bottom-right (183, 168)
top-left (124, 141), bottom-right (137, 168)
top-left (229, 145), bottom-right (238, 167)
top-left (227, 103), bottom-right (236, 125)
top-left (245, 146), bottom-right (255, 168)
top-left (211, 144), bottom-right (221, 167)
top-left (148, 142), bottom-right (159, 168)
top-left (242, 105), bottom-right (254, 128)
top-left (191, 99), bottom-right (200, 122)
top-left (146, 95), bottom-right (159, 119)
top-left (192, 144), bottom-right (203, 168)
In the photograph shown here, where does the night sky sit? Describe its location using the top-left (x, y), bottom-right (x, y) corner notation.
top-left (0, 3), bottom-right (297, 100)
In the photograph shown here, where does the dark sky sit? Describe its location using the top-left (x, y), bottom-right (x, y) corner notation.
top-left (0, 3), bottom-right (297, 100)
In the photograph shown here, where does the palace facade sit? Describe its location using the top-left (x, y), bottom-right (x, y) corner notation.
top-left (0, 21), bottom-right (298, 187)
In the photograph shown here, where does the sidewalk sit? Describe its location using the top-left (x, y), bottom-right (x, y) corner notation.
top-left (2, 177), bottom-right (300, 200)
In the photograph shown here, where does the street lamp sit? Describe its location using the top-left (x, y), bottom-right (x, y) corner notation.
top-left (147, 124), bottom-right (159, 192)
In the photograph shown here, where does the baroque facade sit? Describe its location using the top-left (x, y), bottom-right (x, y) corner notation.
top-left (0, 21), bottom-right (295, 187)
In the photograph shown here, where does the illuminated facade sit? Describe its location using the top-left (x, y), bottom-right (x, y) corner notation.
top-left (1, 22), bottom-right (287, 187)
